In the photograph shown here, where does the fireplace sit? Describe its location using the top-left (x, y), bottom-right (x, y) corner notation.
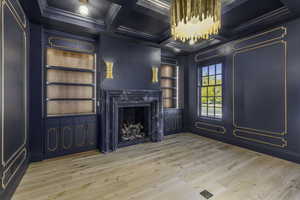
top-left (118, 105), bottom-right (151, 148)
top-left (100, 90), bottom-right (163, 152)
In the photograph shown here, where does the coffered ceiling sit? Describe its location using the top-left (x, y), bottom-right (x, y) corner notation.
top-left (22, 0), bottom-right (300, 54)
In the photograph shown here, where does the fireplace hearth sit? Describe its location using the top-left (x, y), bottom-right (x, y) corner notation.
top-left (118, 106), bottom-right (151, 148)
top-left (100, 90), bottom-right (163, 152)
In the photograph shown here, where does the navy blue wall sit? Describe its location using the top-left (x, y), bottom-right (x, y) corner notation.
top-left (99, 35), bottom-right (161, 90)
top-left (184, 17), bottom-right (300, 163)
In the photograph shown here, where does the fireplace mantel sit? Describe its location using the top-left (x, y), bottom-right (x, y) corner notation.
top-left (100, 90), bottom-right (164, 152)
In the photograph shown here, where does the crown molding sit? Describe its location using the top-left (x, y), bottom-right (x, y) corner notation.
top-left (116, 26), bottom-right (160, 41)
top-left (136, 0), bottom-right (169, 16)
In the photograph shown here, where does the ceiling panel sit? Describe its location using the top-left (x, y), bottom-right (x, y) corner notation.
top-left (222, 0), bottom-right (284, 28)
top-left (35, 0), bottom-right (293, 53)
top-left (47, 0), bottom-right (113, 20)
top-left (117, 10), bottom-right (169, 36)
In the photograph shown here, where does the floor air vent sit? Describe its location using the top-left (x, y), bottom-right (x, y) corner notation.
top-left (200, 190), bottom-right (213, 199)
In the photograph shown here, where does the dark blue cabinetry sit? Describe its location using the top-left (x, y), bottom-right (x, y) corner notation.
top-left (164, 109), bottom-right (183, 135)
top-left (45, 116), bottom-right (97, 158)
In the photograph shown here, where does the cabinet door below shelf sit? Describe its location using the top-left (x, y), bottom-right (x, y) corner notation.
top-left (45, 115), bottom-right (98, 159)
top-left (45, 119), bottom-right (60, 157)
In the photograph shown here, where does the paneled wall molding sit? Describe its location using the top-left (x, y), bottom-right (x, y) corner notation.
top-left (233, 26), bottom-right (287, 51)
top-left (233, 40), bottom-right (287, 136)
top-left (194, 26), bottom-right (288, 149)
top-left (2, 149), bottom-right (27, 188)
top-left (4, 0), bottom-right (26, 28)
top-left (194, 121), bottom-right (226, 135)
top-left (47, 128), bottom-right (59, 152)
top-left (194, 26), bottom-right (287, 63)
top-left (233, 129), bottom-right (287, 148)
top-left (1, 0), bottom-right (27, 181)
top-left (48, 36), bottom-right (95, 53)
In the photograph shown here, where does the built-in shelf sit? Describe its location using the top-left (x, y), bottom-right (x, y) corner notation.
top-left (160, 64), bottom-right (179, 109)
top-left (46, 65), bottom-right (95, 73)
top-left (45, 47), bottom-right (96, 116)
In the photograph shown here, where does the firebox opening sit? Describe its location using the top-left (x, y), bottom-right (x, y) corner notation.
top-left (118, 106), bottom-right (150, 147)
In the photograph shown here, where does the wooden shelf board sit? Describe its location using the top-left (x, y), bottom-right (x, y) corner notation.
top-left (46, 65), bottom-right (95, 73)
top-left (46, 82), bottom-right (95, 87)
top-left (47, 98), bottom-right (95, 101)
top-left (160, 76), bottom-right (177, 80)
top-left (161, 87), bottom-right (177, 90)
top-left (47, 113), bottom-right (96, 118)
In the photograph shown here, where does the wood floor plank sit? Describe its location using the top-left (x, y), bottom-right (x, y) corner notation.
top-left (13, 133), bottom-right (300, 200)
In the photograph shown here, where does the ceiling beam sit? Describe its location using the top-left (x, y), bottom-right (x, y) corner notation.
top-left (222, 0), bottom-right (250, 14)
top-left (105, 4), bottom-right (122, 31)
top-left (107, 0), bottom-right (138, 30)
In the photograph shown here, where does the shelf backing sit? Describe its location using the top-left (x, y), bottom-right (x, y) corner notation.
top-left (47, 48), bottom-right (94, 70)
top-left (47, 69), bottom-right (94, 84)
top-left (46, 47), bottom-right (96, 116)
top-left (47, 100), bottom-right (94, 115)
top-left (47, 85), bottom-right (93, 99)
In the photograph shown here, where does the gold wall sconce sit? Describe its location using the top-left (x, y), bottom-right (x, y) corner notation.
top-left (105, 61), bottom-right (114, 79)
top-left (152, 67), bottom-right (158, 83)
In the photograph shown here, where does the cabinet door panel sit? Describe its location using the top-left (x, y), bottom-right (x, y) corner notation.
top-left (86, 116), bottom-right (97, 146)
top-left (74, 117), bottom-right (87, 147)
top-left (164, 109), bottom-right (183, 135)
top-left (45, 119), bottom-right (60, 155)
top-left (61, 118), bottom-right (74, 150)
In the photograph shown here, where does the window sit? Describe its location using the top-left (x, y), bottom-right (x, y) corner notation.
top-left (198, 63), bottom-right (223, 119)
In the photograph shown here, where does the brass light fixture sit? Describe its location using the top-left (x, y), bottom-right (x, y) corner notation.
top-left (105, 61), bottom-right (114, 79)
top-left (152, 67), bottom-right (159, 83)
top-left (171, 0), bottom-right (221, 43)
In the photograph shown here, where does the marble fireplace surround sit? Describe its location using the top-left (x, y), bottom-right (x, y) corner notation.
top-left (100, 90), bottom-right (164, 153)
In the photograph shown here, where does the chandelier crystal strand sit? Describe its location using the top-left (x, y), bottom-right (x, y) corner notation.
top-left (171, 0), bottom-right (221, 43)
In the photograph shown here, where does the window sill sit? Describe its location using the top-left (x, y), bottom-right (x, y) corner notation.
top-left (198, 116), bottom-right (223, 122)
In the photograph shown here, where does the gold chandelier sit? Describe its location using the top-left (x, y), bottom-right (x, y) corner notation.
top-left (171, 0), bottom-right (221, 43)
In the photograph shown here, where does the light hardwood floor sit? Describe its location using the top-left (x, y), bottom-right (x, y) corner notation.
top-left (13, 133), bottom-right (300, 200)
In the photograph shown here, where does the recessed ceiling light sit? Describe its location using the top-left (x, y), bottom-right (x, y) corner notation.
top-left (79, 5), bottom-right (89, 16)
top-left (79, 0), bottom-right (89, 16)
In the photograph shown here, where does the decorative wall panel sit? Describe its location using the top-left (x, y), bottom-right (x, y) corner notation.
top-left (233, 41), bottom-right (287, 135)
top-left (191, 26), bottom-right (289, 151)
top-left (0, 0), bottom-right (28, 193)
